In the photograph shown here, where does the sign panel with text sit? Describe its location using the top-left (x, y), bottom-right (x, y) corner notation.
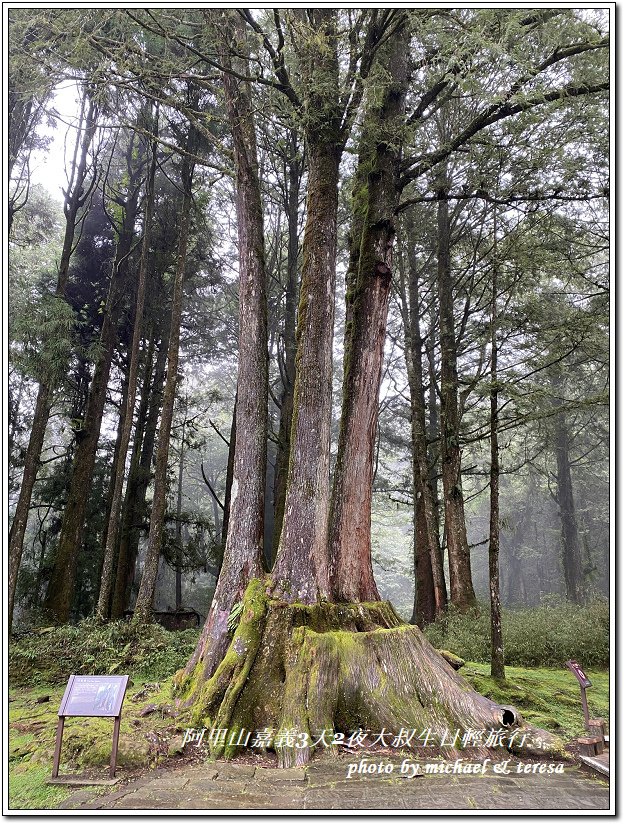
top-left (58, 675), bottom-right (129, 718)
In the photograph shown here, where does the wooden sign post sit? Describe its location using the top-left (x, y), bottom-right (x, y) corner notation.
top-left (565, 659), bottom-right (592, 728)
top-left (51, 675), bottom-right (129, 781)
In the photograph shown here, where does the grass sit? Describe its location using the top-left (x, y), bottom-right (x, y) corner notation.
top-left (8, 764), bottom-right (72, 810)
top-left (8, 663), bottom-right (609, 809)
top-left (462, 662), bottom-right (609, 738)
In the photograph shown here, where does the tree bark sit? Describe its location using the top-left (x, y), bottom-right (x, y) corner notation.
top-left (271, 130), bottom-right (300, 565)
top-left (221, 394), bottom-right (236, 548)
top-left (328, 23), bottom-right (410, 603)
top-left (271, 11), bottom-right (341, 604)
top-left (436, 176), bottom-right (477, 611)
top-left (180, 15), bottom-right (268, 672)
top-left (43, 134), bottom-right (144, 624)
top-left (97, 116), bottom-right (158, 620)
top-left (8, 93), bottom-right (98, 631)
top-left (133, 135), bottom-right (196, 624)
top-left (489, 220), bottom-right (505, 679)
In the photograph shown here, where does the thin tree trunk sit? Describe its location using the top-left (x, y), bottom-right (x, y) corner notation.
top-left (329, 22), bottom-right (409, 602)
top-left (399, 222), bottom-right (447, 623)
top-left (552, 373), bottom-right (584, 604)
top-left (97, 117), bottom-right (158, 620)
top-left (110, 330), bottom-right (164, 619)
top-left (8, 93), bottom-right (98, 631)
top-left (489, 216), bottom-right (504, 679)
top-left (271, 131), bottom-right (300, 565)
top-left (436, 174), bottom-right (477, 611)
top-left (175, 416), bottom-right (186, 611)
top-left (133, 137), bottom-right (196, 624)
top-left (44, 137), bottom-right (144, 624)
top-left (399, 263), bottom-right (439, 625)
top-left (99, 362), bottom-right (130, 577)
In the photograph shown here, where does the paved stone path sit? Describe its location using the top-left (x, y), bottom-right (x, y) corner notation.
top-left (58, 756), bottom-right (610, 812)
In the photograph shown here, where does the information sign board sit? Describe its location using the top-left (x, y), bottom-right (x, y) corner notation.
top-left (59, 675), bottom-right (129, 717)
top-left (52, 675), bottom-right (129, 780)
top-left (565, 660), bottom-right (592, 689)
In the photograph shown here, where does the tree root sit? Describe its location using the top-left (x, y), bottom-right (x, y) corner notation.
top-left (174, 579), bottom-right (565, 766)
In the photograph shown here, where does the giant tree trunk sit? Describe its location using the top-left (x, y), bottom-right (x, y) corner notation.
top-left (328, 23), bottom-right (410, 602)
top-left (220, 394), bottom-right (236, 548)
top-left (436, 178), bottom-right (477, 611)
top-left (270, 140), bottom-right (338, 603)
top-left (43, 142), bottom-right (144, 624)
top-left (9, 93), bottom-right (99, 630)
top-left (271, 12), bottom-right (343, 604)
top-left (171, 15), bottom-right (267, 672)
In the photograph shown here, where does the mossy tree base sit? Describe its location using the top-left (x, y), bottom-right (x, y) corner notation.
top-left (174, 579), bottom-right (563, 766)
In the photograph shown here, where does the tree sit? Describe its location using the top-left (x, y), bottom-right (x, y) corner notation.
top-left (9, 87), bottom-right (100, 630)
top-left (488, 209), bottom-right (504, 679)
top-left (133, 117), bottom-right (198, 622)
top-left (8, 7), bottom-right (608, 761)
top-left (43, 113), bottom-right (146, 623)
top-left (396, 218), bottom-right (447, 625)
top-left (96, 106), bottom-right (158, 620)
top-left (172, 14), bottom-right (267, 668)
top-left (174, 10), bottom-right (576, 765)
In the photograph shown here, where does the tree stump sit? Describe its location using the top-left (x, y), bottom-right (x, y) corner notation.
top-left (174, 579), bottom-right (565, 766)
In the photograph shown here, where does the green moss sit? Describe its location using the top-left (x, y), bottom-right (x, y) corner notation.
top-left (9, 763), bottom-right (71, 810)
top-left (185, 579), bottom-right (269, 733)
top-left (10, 620), bottom-right (200, 687)
top-left (463, 662), bottom-right (609, 737)
top-left (9, 676), bottom-right (187, 809)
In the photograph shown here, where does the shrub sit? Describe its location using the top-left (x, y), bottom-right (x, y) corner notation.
top-left (9, 618), bottom-right (200, 686)
top-left (424, 598), bottom-right (609, 668)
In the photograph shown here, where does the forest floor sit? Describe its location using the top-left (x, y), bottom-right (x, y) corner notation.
top-left (8, 666), bottom-right (609, 811)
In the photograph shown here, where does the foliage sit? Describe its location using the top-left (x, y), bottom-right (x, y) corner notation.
top-left (424, 598), bottom-right (609, 668)
top-left (9, 620), bottom-right (199, 686)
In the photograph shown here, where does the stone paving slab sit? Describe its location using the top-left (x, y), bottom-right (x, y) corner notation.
top-left (58, 757), bottom-right (610, 812)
